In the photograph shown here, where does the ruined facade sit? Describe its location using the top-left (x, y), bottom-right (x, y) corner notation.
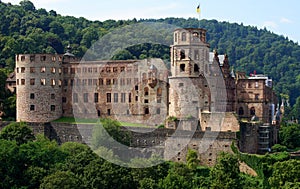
top-left (10, 27), bottom-right (281, 156)
top-left (12, 27), bottom-right (279, 128)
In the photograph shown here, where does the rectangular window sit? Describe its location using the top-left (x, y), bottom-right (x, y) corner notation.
top-left (106, 67), bottom-right (111, 72)
top-left (113, 67), bottom-right (118, 72)
top-left (51, 94), bottom-right (55, 99)
top-left (40, 79), bottom-right (46, 85)
top-left (107, 93), bottom-right (111, 103)
top-left (51, 105), bottom-right (55, 111)
top-left (21, 56), bottom-right (25, 61)
top-left (107, 109), bottom-right (111, 115)
top-left (62, 97), bottom-right (67, 103)
top-left (17, 79), bottom-right (19, 85)
top-left (157, 108), bottom-right (161, 114)
top-left (99, 79), bottom-right (103, 85)
top-left (144, 99), bottom-right (149, 104)
top-left (70, 79), bottom-right (74, 86)
top-left (82, 79), bottom-right (87, 86)
top-left (114, 93), bottom-right (118, 103)
top-left (30, 55), bottom-right (35, 62)
top-left (21, 79), bottom-right (25, 85)
top-left (88, 79), bottom-right (93, 86)
top-left (30, 79), bottom-right (35, 85)
top-left (16, 68), bottom-right (19, 73)
top-left (120, 78), bottom-right (125, 86)
top-left (121, 93), bottom-right (126, 103)
top-left (83, 93), bottom-right (89, 103)
top-left (51, 67), bottom-right (56, 74)
top-left (88, 68), bottom-right (93, 73)
top-left (127, 78), bottom-right (131, 85)
top-left (21, 67), bottom-right (25, 73)
top-left (40, 56), bottom-right (46, 61)
top-left (73, 93), bottom-right (78, 103)
top-left (106, 79), bottom-right (111, 85)
top-left (71, 68), bottom-right (75, 74)
top-left (51, 79), bottom-right (56, 86)
top-left (30, 105), bottom-right (35, 111)
top-left (94, 93), bottom-right (99, 103)
top-left (30, 93), bottom-right (35, 99)
top-left (30, 67), bottom-right (35, 73)
top-left (135, 96), bottom-right (138, 102)
top-left (129, 93), bottom-right (132, 103)
top-left (63, 68), bottom-right (68, 74)
top-left (255, 94), bottom-right (259, 100)
top-left (255, 82), bottom-right (259, 88)
top-left (93, 68), bottom-right (98, 73)
top-left (58, 80), bottom-right (62, 87)
top-left (194, 50), bottom-right (199, 60)
top-left (64, 79), bottom-right (68, 86)
top-left (120, 67), bottom-right (125, 72)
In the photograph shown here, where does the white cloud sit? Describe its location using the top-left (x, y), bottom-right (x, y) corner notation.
top-left (262, 21), bottom-right (278, 29)
top-left (280, 17), bottom-right (293, 24)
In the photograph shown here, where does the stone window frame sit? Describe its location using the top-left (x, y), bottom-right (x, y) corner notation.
top-left (30, 93), bottom-right (35, 99)
top-left (107, 93), bottom-right (112, 103)
top-left (94, 93), bottom-right (99, 103)
top-left (73, 93), bottom-right (78, 103)
top-left (113, 93), bottom-right (118, 103)
top-left (30, 105), bottom-right (35, 111)
top-left (21, 79), bottom-right (25, 85)
top-left (83, 93), bottom-right (89, 103)
top-left (50, 105), bottom-right (56, 111)
top-left (30, 78), bottom-right (35, 85)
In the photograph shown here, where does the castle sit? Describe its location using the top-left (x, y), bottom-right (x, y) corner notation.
top-left (7, 27), bottom-right (280, 155)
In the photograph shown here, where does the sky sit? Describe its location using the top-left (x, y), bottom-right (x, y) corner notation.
top-left (2, 0), bottom-right (300, 43)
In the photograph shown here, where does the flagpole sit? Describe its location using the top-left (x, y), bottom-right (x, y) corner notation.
top-left (196, 3), bottom-right (201, 28)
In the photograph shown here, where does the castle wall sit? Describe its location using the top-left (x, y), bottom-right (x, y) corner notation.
top-left (0, 122), bottom-right (236, 166)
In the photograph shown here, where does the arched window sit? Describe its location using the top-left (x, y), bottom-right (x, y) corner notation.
top-left (250, 107), bottom-right (256, 116)
top-left (192, 32), bottom-right (200, 42)
top-left (174, 33), bottom-right (178, 42)
top-left (182, 32), bottom-right (186, 41)
top-left (238, 107), bottom-right (244, 115)
top-left (144, 87), bottom-right (149, 96)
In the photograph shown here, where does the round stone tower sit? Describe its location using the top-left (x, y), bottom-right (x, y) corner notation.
top-left (168, 28), bottom-right (211, 119)
top-left (16, 54), bottom-right (63, 122)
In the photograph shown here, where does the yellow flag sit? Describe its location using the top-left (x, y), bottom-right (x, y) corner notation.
top-left (196, 4), bottom-right (201, 14)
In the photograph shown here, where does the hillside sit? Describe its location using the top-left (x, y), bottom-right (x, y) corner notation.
top-left (0, 1), bottom-right (300, 118)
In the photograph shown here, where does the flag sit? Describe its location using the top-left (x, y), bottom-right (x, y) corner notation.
top-left (196, 4), bottom-right (201, 14)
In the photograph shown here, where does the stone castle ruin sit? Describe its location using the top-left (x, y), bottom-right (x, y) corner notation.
top-left (7, 27), bottom-right (281, 163)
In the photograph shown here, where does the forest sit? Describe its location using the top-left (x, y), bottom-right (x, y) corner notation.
top-left (1, 121), bottom-right (300, 189)
top-left (0, 1), bottom-right (300, 120)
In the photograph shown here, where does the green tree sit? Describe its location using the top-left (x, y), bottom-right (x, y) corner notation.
top-left (92, 118), bottom-right (131, 150)
top-left (0, 122), bottom-right (35, 145)
top-left (279, 123), bottom-right (300, 149)
top-left (186, 148), bottom-right (200, 169)
top-left (39, 171), bottom-right (84, 189)
top-left (209, 152), bottom-right (241, 189)
top-left (269, 159), bottom-right (300, 188)
top-left (20, 0), bottom-right (36, 12)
